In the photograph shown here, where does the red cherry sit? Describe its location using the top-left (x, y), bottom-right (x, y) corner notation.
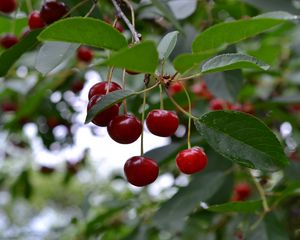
top-left (209, 98), bottom-right (229, 110)
top-left (88, 81), bottom-right (122, 100)
top-left (0, 34), bottom-right (18, 49)
top-left (1, 101), bottom-right (17, 112)
top-left (76, 46), bottom-right (93, 63)
top-left (229, 103), bottom-right (243, 111)
top-left (0, 0), bottom-right (17, 13)
top-left (191, 81), bottom-right (213, 100)
top-left (28, 11), bottom-right (45, 30)
top-left (124, 156), bottom-right (159, 187)
top-left (176, 147), bottom-right (208, 174)
top-left (242, 102), bottom-right (255, 114)
top-left (168, 82), bottom-right (183, 95)
top-left (234, 183), bottom-right (251, 200)
top-left (87, 95), bottom-right (119, 127)
top-left (40, 1), bottom-right (68, 25)
top-left (71, 79), bottom-right (84, 93)
top-left (146, 109), bottom-right (179, 137)
top-left (107, 114), bottom-right (142, 144)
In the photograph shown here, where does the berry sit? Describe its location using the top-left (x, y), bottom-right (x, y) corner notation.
top-left (209, 98), bottom-right (229, 110)
top-left (191, 81), bottom-right (213, 100)
top-left (146, 109), bottom-right (179, 137)
top-left (0, 0), bottom-right (17, 13)
top-left (234, 183), bottom-right (251, 200)
top-left (28, 11), bottom-right (45, 30)
top-left (124, 156), bottom-right (159, 187)
top-left (1, 101), bottom-right (17, 112)
top-left (87, 95), bottom-right (119, 127)
top-left (88, 81), bottom-right (122, 100)
top-left (40, 1), bottom-right (68, 25)
top-left (168, 82), bottom-right (183, 95)
top-left (71, 79), bottom-right (84, 93)
top-left (76, 46), bottom-right (93, 63)
top-left (0, 34), bottom-right (18, 49)
top-left (107, 114), bottom-right (142, 144)
top-left (176, 147), bottom-right (208, 174)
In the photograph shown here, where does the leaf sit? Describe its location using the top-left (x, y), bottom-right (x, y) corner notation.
top-left (0, 17), bottom-right (27, 35)
top-left (168, 0), bottom-right (197, 20)
top-left (35, 42), bottom-right (79, 75)
top-left (157, 31), bottom-right (179, 60)
top-left (151, 0), bottom-right (183, 31)
top-left (201, 53), bottom-right (270, 73)
top-left (153, 171), bottom-right (225, 232)
top-left (241, 1), bottom-right (298, 14)
top-left (194, 111), bottom-right (288, 172)
top-left (38, 17), bottom-right (127, 50)
top-left (192, 12), bottom-right (298, 53)
top-left (173, 52), bottom-right (215, 73)
top-left (102, 41), bottom-right (159, 73)
top-left (208, 200), bottom-right (262, 213)
top-left (0, 29), bottom-right (42, 77)
top-left (85, 90), bottom-right (135, 124)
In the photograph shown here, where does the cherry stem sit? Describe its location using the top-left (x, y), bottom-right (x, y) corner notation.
top-left (176, 72), bottom-right (202, 82)
top-left (63, 0), bottom-right (89, 18)
top-left (106, 67), bottom-right (114, 94)
top-left (140, 90), bottom-right (147, 156)
top-left (159, 84), bottom-right (164, 110)
top-left (135, 81), bottom-right (160, 95)
top-left (122, 0), bottom-right (135, 28)
top-left (25, 0), bottom-right (33, 12)
top-left (122, 69), bottom-right (128, 114)
top-left (248, 170), bottom-right (270, 213)
top-left (180, 83), bottom-right (192, 149)
top-left (111, 0), bottom-right (140, 43)
top-left (85, 0), bottom-right (98, 17)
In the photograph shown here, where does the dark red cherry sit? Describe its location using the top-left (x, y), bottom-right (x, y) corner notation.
top-left (71, 79), bottom-right (84, 93)
top-left (87, 95), bottom-right (119, 127)
top-left (1, 101), bottom-right (17, 112)
top-left (0, 0), bottom-right (17, 13)
top-left (234, 183), bottom-right (251, 200)
top-left (176, 147), bottom-right (208, 174)
top-left (169, 82), bottom-right (183, 95)
top-left (76, 46), bottom-right (93, 63)
top-left (40, 1), bottom-right (68, 25)
top-left (88, 81), bottom-right (122, 100)
top-left (124, 156), bottom-right (159, 187)
top-left (0, 34), bottom-right (18, 49)
top-left (107, 114), bottom-right (142, 144)
top-left (28, 11), bottom-right (45, 30)
top-left (146, 109), bottom-right (179, 137)
top-left (209, 98), bottom-right (229, 110)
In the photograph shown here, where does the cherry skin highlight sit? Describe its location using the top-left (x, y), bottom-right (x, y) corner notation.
top-left (0, 34), bottom-right (18, 49)
top-left (107, 114), bottom-right (142, 144)
top-left (88, 81), bottom-right (122, 100)
top-left (0, 0), bottom-right (17, 14)
top-left (87, 95), bottom-right (119, 127)
top-left (28, 11), bottom-right (45, 30)
top-left (176, 147), bottom-right (208, 174)
top-left (124, 156), bottom-right (159, 187)
top-left (40, 1), bottom-right (68, 25)
top-left (76, 46), bottom-right (93, 63)
top-left (146, 109), bottom-right (179, 137)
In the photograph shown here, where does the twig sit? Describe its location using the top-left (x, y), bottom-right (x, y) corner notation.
top-left (111, 0), bottom-right (140, 43)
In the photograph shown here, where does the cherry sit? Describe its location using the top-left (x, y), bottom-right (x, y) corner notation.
top-left (191, 81), bottom-right (213, 100)
top-left (0, 34), bottom-right (18, 49)
top-left (146, 109), bottom-right (179, 137)
top-left (71, 79), bottom-right (84, 93)
top-left (40, 1), bottom-right (68, 25)
top-left (1, 101), bottom-right (17, 112)
top-left (76, 46), bottom-right (93, 63)
top-left (209, 98), bottom-right (230, 110)
top-left (107, 114), bottom-right (142, 144)
top-left (28, 11), bottom-right (45, 30)
top-left (87, 95), bottom-right (119, 127)
top-left (124, 156), bottom-right (159, 187)
top-left (242, 102), bottom-right (255, 114)
top-left (233, 182), bottom-right (251, 201)
top-left (103, 16), bottom-right (124, 32)
top-left (168, 82), bottom-right (183, 95)
top-left (176, 147), bottom-right (208, 174)
top-left (0, 0), bottom-right (17, 13)
top-left (88, 81), bottom-right (122, 100)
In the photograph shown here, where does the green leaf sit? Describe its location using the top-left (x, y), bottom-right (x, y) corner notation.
top-left (173, 52), bottom-right (215, 73)
top-left (0, 29), bottom-right (42, 77)
top-left (102, 41), bottom-right (159, 73)
top-left (157, 31), bottom-right (179, 60)
top-left (35, 42), bottom-right (79, 75)
top-left (201, 53), bottom-right (270, 73)
top-left (153, 171), bottom-right (225, 232)
top-left (192, 11), bottom-right (298, 53)
top-left (151, 0), bottom-right (183, 31)
top-left (0, 17), bottom-right (27, 35)
top-left (38, 17), bottom-right (127, 50)
top-left (208, 200), bottom-right (262, 213)
top-left (85, 90), bottom-right (135, 124)
top-left (194, 111), bottom-right (288, 172)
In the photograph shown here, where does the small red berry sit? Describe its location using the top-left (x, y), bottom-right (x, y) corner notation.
top-left (176, 147), bottom-right (208, 174)
top-left (40, 1), bottom-right (68, 25)
top-left (76, 46), bottom-right (93, 63)
top-left (229, 103), bottom-right (243, 111)
top-left (107, 114), bottom-right (142, 144)
top-left (234, 183), bottom-right (251, 200)
top-left (209, 98), bottom-right (229, 110)
top-left (146, 110), bottom-right (179, 137)
top-left (28, 11), bottom-right (45, 30)
top-left (88, 81), bottom-right (122, 100)
top-left (124, 156), bottom-right (159, 187)
top-left (0, 0), bottom-right (17, 14)
top-left (0, 34), bottom-right (18, 49)
top-left (242, 102), bottom-right (255, 114)
top-left (1, 101), bottom-right (17, 112)
top-left (168, 82), bottom-right (183, 95)
top-left (71, 79), bottom-right (84, 93)
top-left (191, 81), bottom-right (213, 100)
top-left (87, 95), bottom-right (119, 127)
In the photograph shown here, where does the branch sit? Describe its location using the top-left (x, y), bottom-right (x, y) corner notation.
top-left (111, 0), bottom-right (140, 43)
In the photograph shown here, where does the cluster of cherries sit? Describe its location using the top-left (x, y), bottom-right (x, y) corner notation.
top-left (86, 81), bottom-right (208, 187)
